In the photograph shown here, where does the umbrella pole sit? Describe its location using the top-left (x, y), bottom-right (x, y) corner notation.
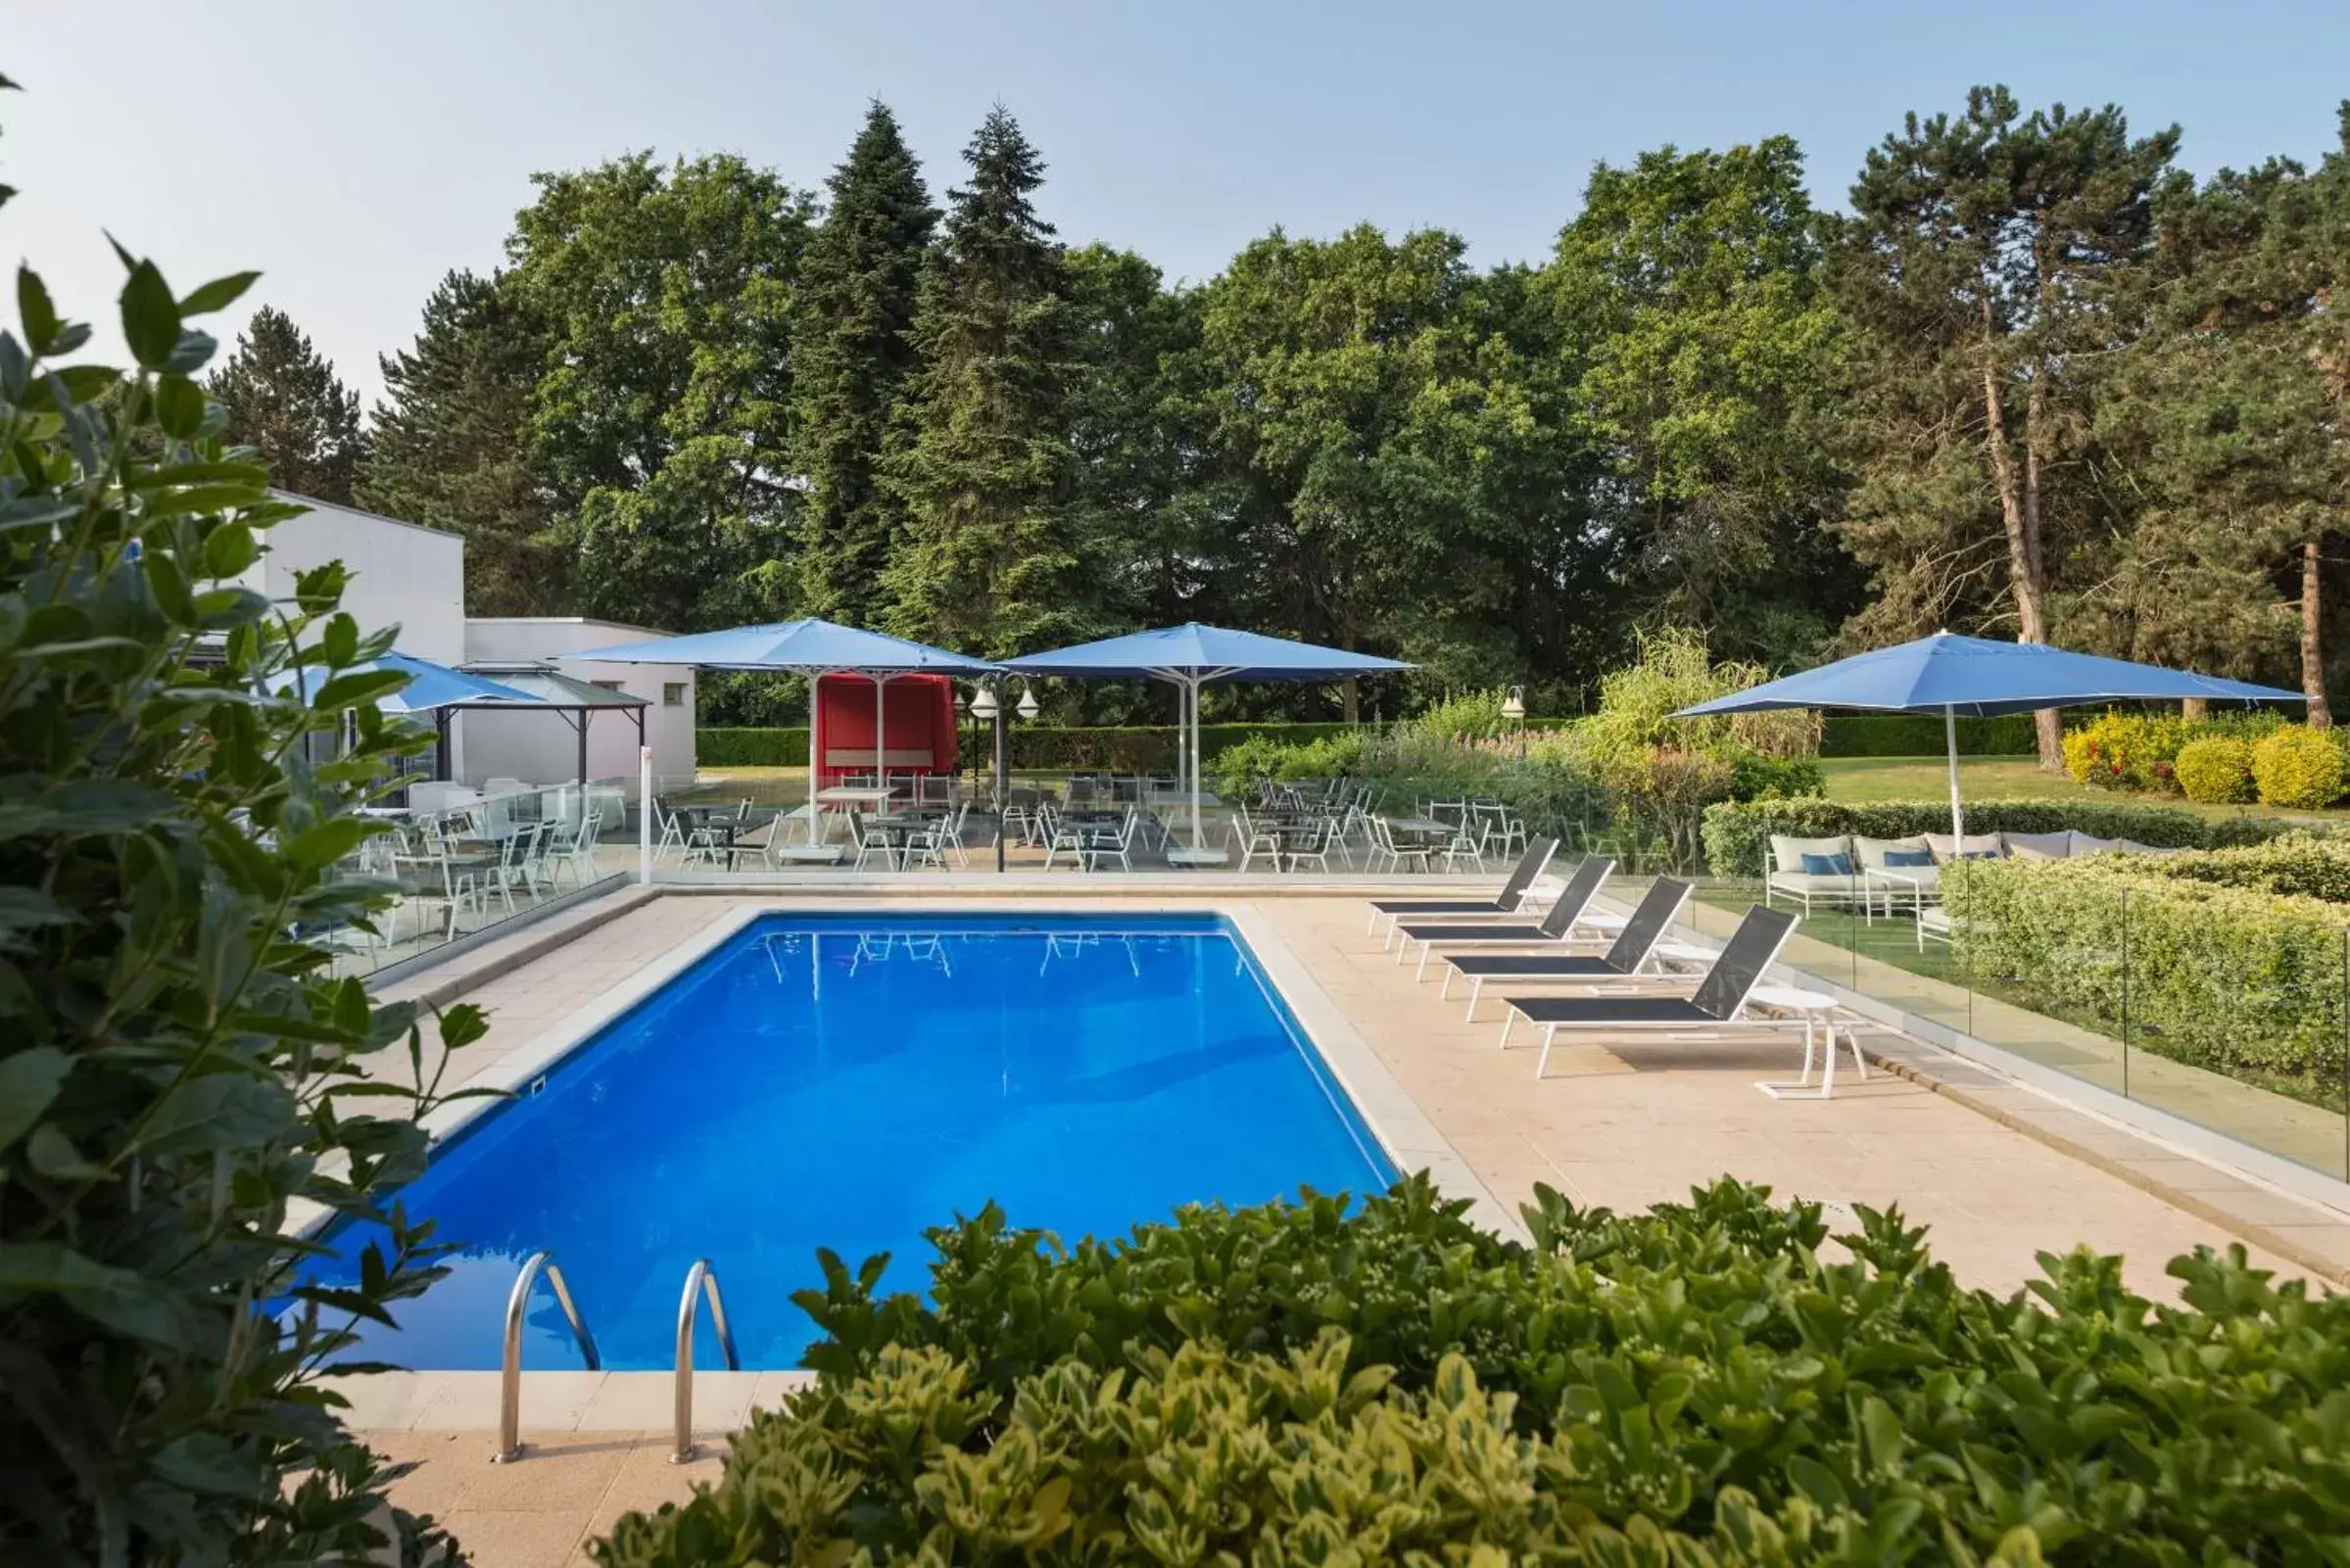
top-left (1188, 675), bottom-right (1204, 851)
top-left (874, 675), bottom-right (887, 800)
top-left (1945, 704), bottom-right (1965, 841)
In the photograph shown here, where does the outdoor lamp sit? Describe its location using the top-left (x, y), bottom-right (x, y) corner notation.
top-left (968, 684), bottom-right (1000, 721)
top-left (1016, 681), bottom-right (1040, 721)
top-left (1501, 687), bottom-right (1526, 722)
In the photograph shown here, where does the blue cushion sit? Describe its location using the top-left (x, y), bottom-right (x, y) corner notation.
top-left (1957, 848), bottom-right (2000, 859)
top-left (1883, 849), bottom-right (1934, 868)
top-left (1799, 851), bottom-right (1853, 877)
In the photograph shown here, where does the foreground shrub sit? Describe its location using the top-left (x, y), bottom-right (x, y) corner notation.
top-left (2174, 735), bottom-right (2257, 803)
top-left (2252, 725), bottom-right (2346, 808)
top-left (1699, 797), bottom-right (2280, 878)
top-left (1, 237), bottom-right (483, 1554)
top-left (592, 1176), bottom-right (2350, 1566)
top-left (1946, 853), bottom-right (2350, 1102)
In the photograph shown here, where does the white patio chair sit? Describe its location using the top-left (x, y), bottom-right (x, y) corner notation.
top-left (1038, 803), bottom-right (1088, 870)
top-left (848, 811), bottom-right (897, 872)
top-left (1231, 805), bottom-right (1282, 874)
top-left (1079, 805), bottom-right (1141, 872)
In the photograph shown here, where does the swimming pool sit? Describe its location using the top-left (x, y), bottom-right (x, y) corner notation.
top-left (303, 912), bottom-right (1396, 1369)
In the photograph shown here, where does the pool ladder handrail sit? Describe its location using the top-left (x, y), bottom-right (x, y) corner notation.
top-left (672, 1258), bottom-right (742, 1462)
top-left (492, 1250), bottom-right (600, 1463)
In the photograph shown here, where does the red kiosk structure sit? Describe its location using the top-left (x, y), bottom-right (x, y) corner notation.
top-left (810, 672), bottom-right (960, 790)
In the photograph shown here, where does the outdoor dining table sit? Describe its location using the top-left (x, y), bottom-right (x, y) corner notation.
top-left (676, 806), bottom-right (777, 871)
top-left (814, 784), bottom-right (897, 843)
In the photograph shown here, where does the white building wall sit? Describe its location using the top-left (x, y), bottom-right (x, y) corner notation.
top-left (460, 618), bottom-right (696, 797)
top-left (242, 494), bottom-right (466, 663)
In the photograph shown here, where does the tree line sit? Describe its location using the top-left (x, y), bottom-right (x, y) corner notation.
top-left (211, 88), bottom-right (2350, 750)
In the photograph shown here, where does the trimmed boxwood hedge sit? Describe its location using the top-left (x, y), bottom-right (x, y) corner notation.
top-left (1700, 796), bottom-right (2282, 879)
top-left (1817, 713), bottom-right (2038, 757)
top-left (590, 1175), bottom-right (2350, 1566)
top-left (696, 726), bottom-right (810, 767)
top-left (1944, 850), bottom-right (2350, 1101)
top-left (695, 721), bottom-right (1365, 772)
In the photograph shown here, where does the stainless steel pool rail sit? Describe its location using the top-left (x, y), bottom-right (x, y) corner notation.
top-left (672, 1259), bottom-right (742, 1462)
top-left (492, 1250), bottom-right (600, 1462)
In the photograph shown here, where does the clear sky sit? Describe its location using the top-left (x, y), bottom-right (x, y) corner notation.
top-left (7, 0), bottom-right (2346, 404)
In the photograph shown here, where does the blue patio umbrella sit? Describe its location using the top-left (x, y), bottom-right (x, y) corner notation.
top-left (1673, 631), bottom-right (2304, 837)
top-left (571, 618), bottom-right (998, 802)
top-left (286, 650), bottom-right (541, 713)
top-left (1006, 623), bottom-right (1413, 850)
top-left (282, 651), bottom-right (543, 784)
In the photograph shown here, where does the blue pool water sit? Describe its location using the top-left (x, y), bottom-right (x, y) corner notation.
top-left (302, 913), bottom-right (1395, 1369)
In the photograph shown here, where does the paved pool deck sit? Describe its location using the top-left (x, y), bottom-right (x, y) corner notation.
top-left (348, 885), bottom-right (2349, 1567)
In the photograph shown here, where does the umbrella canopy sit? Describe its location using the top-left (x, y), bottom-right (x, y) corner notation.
top-left (1006, 624), bottom-right (1413, 850)
top-left (289, 651), bottom-right (541, 714)
top-left (1673, 631), bottom-right (2304, 837)
top-left (1675, 632), bottom-right (2302, 720)
top-left (569, 618), bottom-right (996, 675)
top-left (569, 619), bottom-right (996, 812)
top-left (1005, 622), bottom-right (1411, 683)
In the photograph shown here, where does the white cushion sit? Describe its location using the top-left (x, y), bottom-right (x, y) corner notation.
top-left (1769, 870), bottom-right (1862, 893)
top-left (2068, 832), bottom-right (2118, 855)
top-left (2113, 837), bottom-right (2186, 857)
top-left (1769, 833), bottom-right (1853, 875)
top-left (1853, 833), bottom-right (1932, 869)
top-left (2003, 831), bottom-right (2073, 859)
top-left (1925, 832), bottom-right (2003, 863)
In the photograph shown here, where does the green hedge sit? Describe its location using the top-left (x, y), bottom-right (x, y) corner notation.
top-left (1818, 712), bottom-right (2038, 756)
top-left (1946, 852), bottom-right (2350, 1100)
top-left (1699, 796), bottom-right (2283, 879)
top-left (696, 726), bottom-right (810, 767)
top-left (695, 721), bottom-right (1364, 772)
top-left (592, 1174), bottom-right (2350, 1566)
top-left (2147, 832), bottom-right (2350, 903)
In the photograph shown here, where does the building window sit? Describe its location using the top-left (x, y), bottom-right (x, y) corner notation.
top-left (662, 683), bottom-right (687, 708)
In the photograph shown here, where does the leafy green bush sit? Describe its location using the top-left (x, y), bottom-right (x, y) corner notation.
top-left (2175, 735), bottom-right (2257, 803)
top-left (1211, 730), bottom-right (1364, 795)
top-left (1818, 712), bottom-right (2037, 756)
top-left (592, 1176), bottom-right (2350, 1567)
top-left (696, 725), bottom-right (810, 766)
top-left (2252, 725), bottom-right (2347, 808)
top-left (1728, 752), bottom-right (1825, 801)
top-left (1, 241), bottom-right (482, 1554)
top-left (1699, 797), bottom-right (2280, 878)
top-left (1945, 854), bottom-right (2350, 1102)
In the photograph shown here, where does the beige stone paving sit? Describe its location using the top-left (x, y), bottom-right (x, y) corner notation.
top-left (363, 887), bottom-right (2340, 1566)
top-left (1241, 896), bottom-right (2312, 1300)
top-left (372, 1428), bottom-right (727, 1567)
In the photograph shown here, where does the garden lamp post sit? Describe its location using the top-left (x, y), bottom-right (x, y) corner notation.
top-left (1503, 686), bottom-right (1527, 758)
top-left (1017, 680), bottom-right (1040, 722)
top-left (969, 681), bottom-right (1004, 872)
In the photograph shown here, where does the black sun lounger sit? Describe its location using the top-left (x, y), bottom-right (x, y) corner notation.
top-left (1365, 837), bottom-right (1559, 936)
top-left (1497, 906), bottom-right (1805, 1079)
top-left (1439, 879), bottom-right (1693, 1020)
top-left (1393, 855), bottom-right (1611, 977)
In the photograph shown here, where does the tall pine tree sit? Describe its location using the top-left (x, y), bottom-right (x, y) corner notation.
top-left (208, 306), bottom-right (366, 503)
top-left (1828, 88), bottom-right (2178, 768)
top-left (791, 103), bottom-right (937, 625)
top-left (358, 269), bottom-right (562, 615)
top-left (882, 107), bottom-right (1092, 656)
